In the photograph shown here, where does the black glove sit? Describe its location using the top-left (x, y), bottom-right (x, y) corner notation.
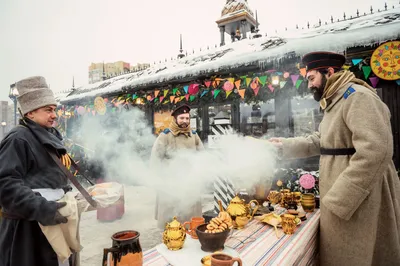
top-left (40, 202), bottom-right (68, 226)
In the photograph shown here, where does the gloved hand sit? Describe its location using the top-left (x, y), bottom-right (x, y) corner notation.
top-left (40, 202), bottom-right (68, 226)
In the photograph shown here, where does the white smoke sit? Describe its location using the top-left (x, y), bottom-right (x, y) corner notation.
top-left (75, 107), bottom-right (277, 212)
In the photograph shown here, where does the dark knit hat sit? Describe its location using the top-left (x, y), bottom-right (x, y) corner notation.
top-left (302, 52), bottom-right (346, 72)
top-left (171, 104), bottom-right (190, 117)
top-left (16, 76), bottom-right (57, 115)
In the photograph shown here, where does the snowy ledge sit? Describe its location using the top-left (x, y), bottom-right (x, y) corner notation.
top-left (61, 8), bottom-right (400, 104)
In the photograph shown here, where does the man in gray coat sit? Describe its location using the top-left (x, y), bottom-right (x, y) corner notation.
top-left (270, 52), bottom-right (400, 265)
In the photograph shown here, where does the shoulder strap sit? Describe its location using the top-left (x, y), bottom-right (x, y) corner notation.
top-left (18, 123), bottom-right (97, 208)
top-left (191, 130), bottom-right (197, 135)
top-left (163, 128), bottom-right (171, 134)
top-left (46, 147), bottom-right (97, 208)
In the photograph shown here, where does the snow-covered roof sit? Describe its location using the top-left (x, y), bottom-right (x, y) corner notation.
top-left (219, 0), bottom-right (254, 19)
top-left (61, 7), bottom-right (400, 104)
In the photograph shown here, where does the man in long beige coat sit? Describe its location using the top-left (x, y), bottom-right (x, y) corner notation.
top-left (270, 52), bottom-right (400, 265)
top-left (151, 104), bottom-right (204, 229)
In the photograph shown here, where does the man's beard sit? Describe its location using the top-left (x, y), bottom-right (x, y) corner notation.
top-left (178, 122), bottom-right (189, 128)
top-left (310, 75), bottom-right (327, 102)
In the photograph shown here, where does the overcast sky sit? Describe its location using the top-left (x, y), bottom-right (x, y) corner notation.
top-left (0, 0), bottom-right (396, 102)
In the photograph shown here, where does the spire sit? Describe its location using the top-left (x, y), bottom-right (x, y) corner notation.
top-left (177, 34), bottom-right (185, 59)
top-left (253, 10), bottom-right (262, 38)
top-left (102, 61), bottom-right (106, 80)
top-left (179, 34), bottom-right (183, 53)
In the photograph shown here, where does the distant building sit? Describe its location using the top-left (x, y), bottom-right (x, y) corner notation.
top-left (88, 61), bottom-right (150, 84)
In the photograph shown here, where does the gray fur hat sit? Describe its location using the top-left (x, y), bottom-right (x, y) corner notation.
top-left (16, 76), bottom-right (57, 115)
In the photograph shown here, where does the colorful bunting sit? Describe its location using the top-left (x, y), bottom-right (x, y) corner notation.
top-left (190, 95), bottom-right (196, 102)
top-left (173, 88), bottom-right (179, 95)
top-left (226, 90), bottom-right (233, 98)
top-left (246, 77), bottom-right (252, 87)
top-left (174, 97), bottom-right (180, 104)
top-left (300, 68), bottom-right (306, 77)
top-left (204, 81), bottom-right (211, 88)
top-left (253, 87), bottom-right (260, 96)
top-left (188, 84), bottom-right (200, 95)
top-left (223, 81), bottom-right (234, 91)
top-left (369, 77), bottom-right (379, 88)
top-left (213, 89), bottom-right (221, 99)
top-left (160, 96), bottom-right (165, 102)
top-left (200, 90), bottom-right (209, 97)
top-left (280, 81), bottom-right (287, 89)
top-left (227, 78), bottom-right (235, 84)
top-left (238, 89), bottom-right (246, 99)
top-left (362, 66), bottom-right (372, 79)
top-left (268, 84), bottom-right (275, 93)
top-left (170, 95), bottom-right (175, 102)
top-left (183, 85), bottom-right (189, 94)
top-left (352, 59), bottom-right (363, 66)
top-left (234, 80), bottom-right (241, 90)
top-left (291, 75), bottom-right (299, 85)
top-left (258, 75), bottom-right (267, 86)
top-left (296, 80), bottom-right (303, 89)
top-left (185, 94), bottom-right (190, 101)
top-left (164, 90), bottom-right (169, 97)
top-left (154, 90), bottom-right (160, 97)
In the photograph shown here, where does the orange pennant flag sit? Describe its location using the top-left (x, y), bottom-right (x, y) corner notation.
top-left (155, 90), bottom-right (160, 97)
top-left (238, 89), bottom-right (246, 99)
top-left (300, 68), bottom-right (306, 77)
top-left (212, 81), bottom-right (217, 88)
top-left (170, 95), bottom-right (175, 102)
top-left (235, 80), bottom-right (241, 90)
top-left (174, 97), bottom-right (180, 104)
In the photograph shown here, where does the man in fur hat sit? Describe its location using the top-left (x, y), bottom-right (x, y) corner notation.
top-left (151, 104), bottom-right (204, 229)
top-left (0, 76), bottom-right (78, 266)
top-left (269, 52), bottom-right (400, 265)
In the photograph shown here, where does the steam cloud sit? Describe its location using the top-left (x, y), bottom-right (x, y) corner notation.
top-left (74, 107), bottom-right (278, 211)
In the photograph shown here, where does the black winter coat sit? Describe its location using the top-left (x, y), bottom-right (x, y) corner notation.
top-left (0, 119), bottom-right (68, 266)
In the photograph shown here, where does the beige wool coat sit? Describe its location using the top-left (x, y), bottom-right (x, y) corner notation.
top-left (151, 130), bottom-right (204, 229)
top-left (281, 83), bottom-right (400, 266)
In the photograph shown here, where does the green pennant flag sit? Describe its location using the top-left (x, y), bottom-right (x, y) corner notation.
top-left (132, 94), bottom-right (138, 100)
top-left (258, 75), bottom-right (267, 86)
top-left (362, 66), bottom-right (372, 79)
top-left (240, 75), bottom-right (247, 79)
top-left (190, 95), bottom-right (196, 102)
top-left (280, 81), bottom-right (287, 89)
top-left (154, 98), bottom-right (159, 103)
top-left (296, 80), bottom-right (303, 89)
top-left (173, 88), bottom-right (179, 95)
top-left (214, 89), bottom-right (221, 99)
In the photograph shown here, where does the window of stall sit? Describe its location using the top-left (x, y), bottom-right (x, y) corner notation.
top-left (239, 100), bottom-right (275, 138)
top-left (290, 95), bottom-right (322, 137)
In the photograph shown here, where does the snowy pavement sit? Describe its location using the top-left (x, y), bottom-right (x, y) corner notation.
top-left (79, 185), bottom-right (213, 265)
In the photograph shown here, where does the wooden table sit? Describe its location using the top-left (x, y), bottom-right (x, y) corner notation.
top-left (143, 209), bottom-right (320, 266)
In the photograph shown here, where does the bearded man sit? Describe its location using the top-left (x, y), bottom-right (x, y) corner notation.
top-left (269, 52), bottom-right (400, 265)
top-left (151, 104), bottom-right (204, 229)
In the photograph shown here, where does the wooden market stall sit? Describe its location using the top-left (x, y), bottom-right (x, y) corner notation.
top-left (60, 6), bottom-right (400, 170)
